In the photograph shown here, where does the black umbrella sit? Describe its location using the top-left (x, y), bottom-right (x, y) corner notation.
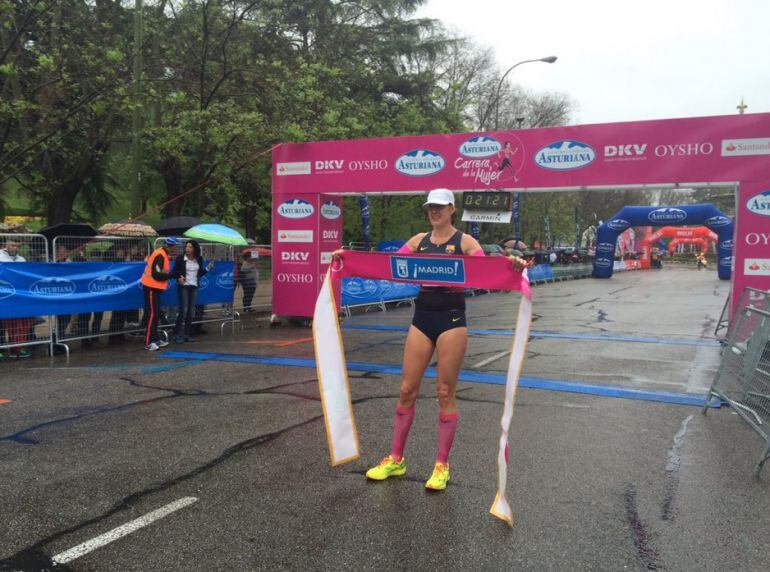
top-left (38, 223), bottom-right (98, 240)
top-left (154, 216), bottom-right (202, 236)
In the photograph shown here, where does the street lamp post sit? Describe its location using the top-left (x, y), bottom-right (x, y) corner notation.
top-left (492, 56), bottom-right (556, 250)
top-left (494, 56), bottom-right (557, 130)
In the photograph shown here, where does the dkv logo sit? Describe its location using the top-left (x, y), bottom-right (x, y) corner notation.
top-left (30, 278), bottom-right (76, 297)
top-left (395, 149), bottom-right (445, 177)
top-left (746, 190), bottom-right (770, 217)
top-left (0, 279), bottom-right (15, 300)
top-left (320, 200), bottom-right (341, 220)
top-left (277, 199), bottom-right (314, 219)
top-left (535, 140), bottom-right (595, 170)
top-left (648, 208), bottom-right (688, 224)
top-left (459, 136), bottom-right (501, 158)
top-left (88, 275), bottom-right (128, 294)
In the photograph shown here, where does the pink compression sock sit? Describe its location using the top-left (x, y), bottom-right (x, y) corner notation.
top-left (389, 404), bottom-right (416, 461)
top-left (436, 411), bottom-right (459, 464)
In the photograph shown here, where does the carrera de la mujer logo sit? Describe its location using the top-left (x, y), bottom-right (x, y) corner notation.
top-left (390, 256), bottom-right (465, 284)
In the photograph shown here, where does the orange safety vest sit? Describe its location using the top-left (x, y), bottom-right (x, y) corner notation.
top-left (140, 247), bottom-right (171, 289)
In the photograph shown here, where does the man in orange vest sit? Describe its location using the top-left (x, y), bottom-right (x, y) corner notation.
top-left (141, 237), bottom-right (179, 351)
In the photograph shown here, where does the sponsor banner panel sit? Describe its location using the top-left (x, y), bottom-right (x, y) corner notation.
top-left (733, 181), bottom-right (770, 307)
top-left (0, 261), bottom-right (234, 319)
top-left (273, 114), bottom-right (770, 194)
top-left (273, 194), bottom-right (321, 316)
top-left (319, 194), bottom-right (343, 304)
top-left (341, 277), bottom-right (419, 306)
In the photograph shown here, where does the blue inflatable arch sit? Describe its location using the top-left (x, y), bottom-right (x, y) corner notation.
top-left (592, 204), bottom-right (733, 280)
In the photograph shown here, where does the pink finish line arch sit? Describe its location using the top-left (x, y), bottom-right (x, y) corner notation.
top-left (271, 113), bottom-right (770, 317)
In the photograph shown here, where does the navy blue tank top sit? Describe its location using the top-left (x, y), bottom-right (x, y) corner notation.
top-left (415, 230), bottom-right (466, 311)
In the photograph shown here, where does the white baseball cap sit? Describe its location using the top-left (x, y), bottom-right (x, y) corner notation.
top-left (423, 188), bottom-right (455, 207)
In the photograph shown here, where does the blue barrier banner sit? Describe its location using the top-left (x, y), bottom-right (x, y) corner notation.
top-left (376, 241), bottom-right (405, 252)
top-left (0, 261), bottom-right (234, 318)
top-left (527, 264), bottom-right (554, 282)
top-left (341, 277), bottom-right (419, 306)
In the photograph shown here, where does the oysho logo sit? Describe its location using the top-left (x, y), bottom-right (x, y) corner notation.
top-left (0, 279), bottom-right (15, 300)
top-left (594, 258), bottom-right (613, 268)
top-left (654, 143), bottom-right (713, 157)
top-left (30, 278), bottom-right (76, 297)
top-left (88, 275), bottom-right (128, 294)
top-left (648, 208), bottom-right (688, 224)
top-left (705, 215), bottom-right (731, 228)
top-left (535, 140), bottom-right (596, 170)
top-left (596, 242), bottom-right (615, 253)
top-left (459, 136), bottom-right (501, 158)
top-left (281, 251), bottom-right (310, 262)
top-left (395, 149), bottom-right (445, 177)
top-left (349, 159), bottom-right (388, 171)
top-left (320, 201), bottom-right (341, 220)
top-left (746, 190), bottom-right (770, 217)
top-left (216, 272), bottom-right (235, 289)
top-left (606, 219), bottom-right (630, 231)
top-left (276, 273), bottom-right (313, 284)
top-left (277, 199), bottom-right (314, 219)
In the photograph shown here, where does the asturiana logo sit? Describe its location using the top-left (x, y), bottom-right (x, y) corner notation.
top-left (647, 208), bottom-right (688, 224)
top-left (594, 258), bottom-right (613, 268)
top-left (199, 276), bottom-right (209, 290)
top-left (705, 215), bottom-right (731, 228)
top-left (0, 279), bottom-right (15, 300)
top-left (216, 272), bottom-right (235, 289)
top-left (719, 239), bottom-right (733, 250)
top-left (459, 136), bottom-right (501, 158)
top-left (535, 140), bottom-right (595, 170)
top-left (596, 242), bottom-right (616, 252)
top-left (277, 199), bottom-right (314, 219)
top-left (719, 256), bottom-right (732, 267)
top-left (395, 149), bottom-right (445, 177)
top-left (746, 190), bottom-right (770, 217)
top-left (320, 200), bottom-right (341, 220)
top-left (88, 275), bottom-right (128, 294)
top-left (606, 219), bottom-right (630, 231)
top-left (30, 278), bottom-right (76, 297)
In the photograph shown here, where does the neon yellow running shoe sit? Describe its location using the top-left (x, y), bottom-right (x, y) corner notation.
top-left (365, 455), bottom-right (406, 480)
top-left (425, 462), bottom-right (450, 491)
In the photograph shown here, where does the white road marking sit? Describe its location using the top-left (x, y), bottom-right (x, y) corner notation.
top-left (52, 497), bottom-right (198, 565)
top-left (472, 350), bottom-right (511, 369)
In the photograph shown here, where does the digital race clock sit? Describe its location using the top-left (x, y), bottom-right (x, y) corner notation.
top-left (462, 191), bottom-right (512, 211)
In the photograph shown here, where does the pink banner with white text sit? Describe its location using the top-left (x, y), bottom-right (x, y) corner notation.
top-left (733, 180), bottom-right (770, 310)
top-left (273, 113), bottom-right (770, 194)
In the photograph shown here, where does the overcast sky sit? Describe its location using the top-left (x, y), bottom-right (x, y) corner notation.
top-left (416, 0), bottom-right (770, 126)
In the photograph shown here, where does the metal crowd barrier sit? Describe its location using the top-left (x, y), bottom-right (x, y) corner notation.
top-left (52, 235), bottom-right (153, 356)
top-left (233, 243), bottom-right (272, 317)
top-left (704, 287), bottom-right (770, 476)
top-left (0, 233), bottom-right (53, 359)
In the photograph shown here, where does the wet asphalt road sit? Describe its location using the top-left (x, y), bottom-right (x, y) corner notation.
top-left (1, 267), bottom-right (768, 571)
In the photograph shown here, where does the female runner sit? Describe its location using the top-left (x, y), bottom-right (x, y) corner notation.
top-left (360, 188), bottom-right (527, 490)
